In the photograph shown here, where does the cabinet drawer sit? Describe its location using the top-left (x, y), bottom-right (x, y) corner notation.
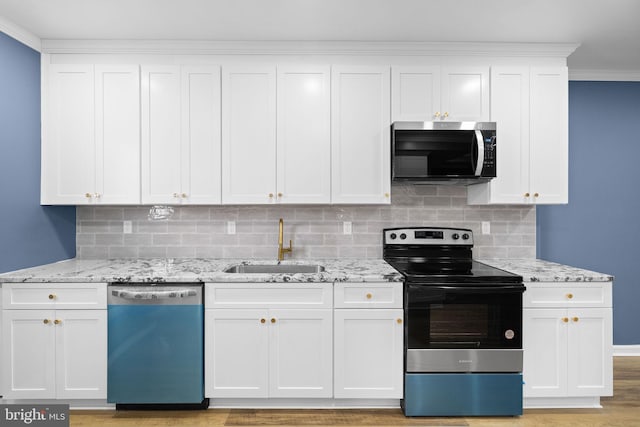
top-left (523, 282), bottom-right (611, 308)
top-left (334, 282), bottom-right (403, 309)
top-left (2, 283), bottom-right (107, 310)
top-left (205, 283), bottom-right (332, 309)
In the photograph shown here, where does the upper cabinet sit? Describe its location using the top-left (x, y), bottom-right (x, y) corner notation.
top-left (332, 66), bottom-right (391, 204)
top-left (391, 66), bottom-right (489, 122)
top-left (468, 66), bottom-right (568, 205)
top-left (141, 65), bottom-right (222, 204)
top-left (221, 66), bottom-right (331, 204)
top-left (42, 64), bottom-right (140, 204)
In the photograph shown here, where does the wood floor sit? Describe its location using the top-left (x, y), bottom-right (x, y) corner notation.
top-left (70, 357), bottom-right (640, 427)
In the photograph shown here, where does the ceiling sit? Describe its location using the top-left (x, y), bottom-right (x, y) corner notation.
top-left (1, 0), bottom-right (639, 76)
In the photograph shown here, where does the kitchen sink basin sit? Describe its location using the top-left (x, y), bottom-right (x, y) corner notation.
top-left (223, 264), bottom-right (326, 274)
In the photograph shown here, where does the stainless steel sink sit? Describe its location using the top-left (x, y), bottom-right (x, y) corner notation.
top-left (223, 264), bottom-right (325, 274)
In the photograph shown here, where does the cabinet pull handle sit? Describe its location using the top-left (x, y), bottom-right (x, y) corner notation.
top-left (434, 111), bottom-right (441, 118)
top-left (54, 319), bottom-right (62, 325)
top-left (566, 293), bottom-right (574, 299)
top-left (268, 193), bottom-right (274, 198)
top-left (443, 112), bottom-right (449, 118)
top-left (260, 318), bottom-right (266, 324)
top-left (181, 193), bottom-right (188, 198)
top-left (271, 318), bottom-right (277, 323)
top-left (277, 193), bottom-right (283, 198)
top-left (396, 318), bottom-right (403, 324)
top-left (524, 193), bottom-right (530, 198)
top-left (85, 193), bottom-right (92, 199)
top-left (173, 193), bottom-right (180, 198)
top-left (43, 319), bottom-right (50, 324)
top-left (534, 193), bottom-right (540, 198)
top-left (572, 317), bottom-right (579, 322)
top-left (366, 293), bottom-right (372, 299)
top-left (94, 193), bottom-right (101, 199)
top-left (48, 294), bottom-right (56, 300)
top-left (562, 317), bottom-right (569, 323)
top-left (384, 193), bottom-right (390, 198)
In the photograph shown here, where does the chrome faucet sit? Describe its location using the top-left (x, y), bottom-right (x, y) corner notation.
top-left (278, 218), bottom-right (293, 261)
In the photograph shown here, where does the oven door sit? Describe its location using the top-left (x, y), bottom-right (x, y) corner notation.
top-left (405, 283), bottom-right (523, 373)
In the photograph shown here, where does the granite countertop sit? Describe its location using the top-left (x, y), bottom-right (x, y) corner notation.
top-left (0, 258), bottom-right (613, 284)
top-left (480, 258), bottom-right (614, 283)
top-left (0, 258), bottom-right (403, 284)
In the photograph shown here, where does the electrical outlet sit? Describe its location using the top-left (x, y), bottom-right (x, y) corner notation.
top-left (123, 221), bottom-right (132, 234)
top-left (343, 221), bottom-right (352, 235)
top-left (227, 221), bottom-right (236, 235)
top-left (482, 221), bottom-right (491, 235)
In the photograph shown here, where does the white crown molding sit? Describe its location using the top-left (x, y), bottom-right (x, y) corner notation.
top-left (613, 345), bottom-right (640, 356)
top-left (570, 69), bottom-right (640, 81)
top-left (40, 39), bottom-right (580, 57)
top-left (0, 15), bottom-right (41, 52)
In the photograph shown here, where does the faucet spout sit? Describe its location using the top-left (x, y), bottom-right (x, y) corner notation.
top-left (278, 218), bottom-right (293, 261)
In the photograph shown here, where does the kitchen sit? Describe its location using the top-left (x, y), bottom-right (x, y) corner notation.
top-left (1, 1), bottom-right (639, 426)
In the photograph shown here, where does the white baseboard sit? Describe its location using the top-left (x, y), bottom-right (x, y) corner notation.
top-left (613, 345), bottom-right (640, 356)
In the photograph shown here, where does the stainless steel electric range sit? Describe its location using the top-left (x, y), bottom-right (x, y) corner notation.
top-left (383, 227), bottom-right (525, 417)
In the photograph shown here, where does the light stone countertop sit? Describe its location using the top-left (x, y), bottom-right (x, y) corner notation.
top-left (480, 258), bottom-right (614, 283)
top-left (0, 258), bottom-right (613, 284)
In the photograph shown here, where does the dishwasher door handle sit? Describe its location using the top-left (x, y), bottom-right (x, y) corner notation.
top-left (111, 289), bottom-right (197, 300)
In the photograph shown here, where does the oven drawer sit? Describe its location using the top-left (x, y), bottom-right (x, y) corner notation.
top-left (2, 283), bottom-right (107, 309)
top-left (334, 282), bottom-right (403, 309)
top-left (523, 282), bottom-right (612, 308)
top-left (205, 283), bottom-right (332, 309)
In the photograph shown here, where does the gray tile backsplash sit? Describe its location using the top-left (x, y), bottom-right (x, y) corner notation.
top-left (76, 184), bottom-right (536, 260)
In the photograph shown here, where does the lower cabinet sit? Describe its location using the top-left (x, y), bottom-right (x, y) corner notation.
top-left (2, 309), bottom-right (107, 400)
top-left (333, 309), bottom-right (403, 398)
top-left (522, 282), bottom-right (613, 405)
top-left (333, 282), bottom-right (404, 399)
top-left (204, 283), bottom-right (333, 398)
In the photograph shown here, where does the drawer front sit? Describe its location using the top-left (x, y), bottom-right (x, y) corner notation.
top-left (2, 283), bottom-right (107, 309)
top-left (334, 282), bottom-right (403, 309)
top-left (523, 282), bottom-right (612, 308)
top-left (205, 283), bottom-right (332, 309)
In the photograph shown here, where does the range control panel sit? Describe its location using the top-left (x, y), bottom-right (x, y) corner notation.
top-left (384, 227), bottom-right (473, 246)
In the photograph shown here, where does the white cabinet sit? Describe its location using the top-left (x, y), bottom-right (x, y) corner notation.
top-left (42, 64), bottom-right (140, 204)
top-left (332, 67), bottom-right (391, 204)
top-left (1, 283), bottom-right (107, 399)
top-left (467, 66), bottom-right (568, 205)
top-left (333, 283), bottom-right (403, 398)
top-left (205, 283), bottom-right (333, 398)
top-left (141, 65), bottom-right (222, 204)
top-left (222, 66), bottom-right (330, 204)
top-left (392, 66), bottom-right (489, 122)
top-left (523, 282), bottom-right (612, 406)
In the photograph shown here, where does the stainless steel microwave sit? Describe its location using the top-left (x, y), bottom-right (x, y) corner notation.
top-left (391, 121), bottom-right (496, 184)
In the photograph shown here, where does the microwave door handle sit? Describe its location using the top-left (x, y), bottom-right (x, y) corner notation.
top-left (474, 130), bottom-right (484, 176)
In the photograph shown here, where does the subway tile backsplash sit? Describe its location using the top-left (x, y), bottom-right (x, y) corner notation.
top-left (76, 184), bottom-right (536, 260)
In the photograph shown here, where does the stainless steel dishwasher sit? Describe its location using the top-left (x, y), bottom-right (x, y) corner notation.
top-left (107, 283), bottom-right (207, 409)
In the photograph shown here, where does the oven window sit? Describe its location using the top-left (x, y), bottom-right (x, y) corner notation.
top-left (406, 287), bottom-right (522, 349)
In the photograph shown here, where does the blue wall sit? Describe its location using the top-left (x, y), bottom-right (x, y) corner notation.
top-left (537, 81), bottom-right (640, 345)
top-left (0, 32), bottom-right (75, 273)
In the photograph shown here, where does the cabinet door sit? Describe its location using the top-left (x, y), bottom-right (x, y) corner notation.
top-left (222, 67), bottom-right (277, 204)
top-left (441, 67), bottom-right (489, 121)
top-left (331, 66), bottom-right (391, 204)
top-left (529, 67), bottom-right (568, 204)
top-left (181, 66), bottom-right (222, 204)
top-left (276, 66), bottom-right (331, 203)
top-left (55, 310), bottom-right (107, 399)
top-left (43, 64), bottom-right (95, 204)
top-left (205, 309), bottom-right (269, 398)
top-left (470, 67), bottom-right (531, 204)
top-left (141, 66), bottom-right (182, 204)
top-left (391, 66), bottom-right (441, 122)
top-left (2, 310), bottom-right (56, 399)
top-left (95, 65), bottom-right (141, 204)
top-left (567, 308), bottom-right (613, 396)
top-left (523, 308), bottom-right (568, 397)
top-left (334, 309), bottom-right (403, 398)
top-left (268, 309), bottom-right (333, 398)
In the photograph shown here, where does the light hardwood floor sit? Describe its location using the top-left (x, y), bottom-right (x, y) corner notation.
top-left (70, 357), bottom-right (640, 427)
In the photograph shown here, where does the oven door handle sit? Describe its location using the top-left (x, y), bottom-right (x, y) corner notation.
top-left (408, 284), bottom-right (525, 294)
